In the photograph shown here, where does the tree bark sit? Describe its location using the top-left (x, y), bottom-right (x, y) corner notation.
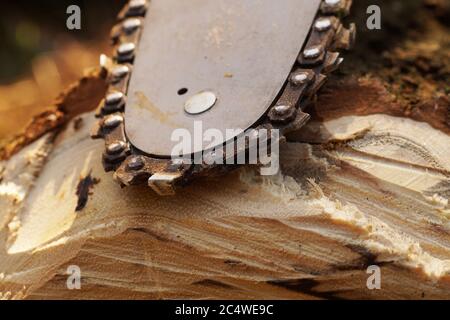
top-left (0, 0), bottom-right (449, 299)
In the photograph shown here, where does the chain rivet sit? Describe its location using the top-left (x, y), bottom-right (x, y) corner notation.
top-left (103, 114), bottom-right (123, 129)
top-left (127, 156), bottom-right (145, 171)
top-left (107, 141), bottom-right (126, 155)
top-left (105, 92), bottom-right (124, 105)
top-left (290, 72), bottom-right (309, 86)
top-left (129, 0), bottom-right (146, 10)
top-left (117, 43), bottom-right (136, 56)
top-left (324, 0), bottom-right (341, 6)
top-left (274, 105), bottom-right (293, 116)
top-left (303, 46), bottom-right (322, 59)
top-left (123, 18), bottom-right (142, 33)
top-left (111, 65), bottom-right (130, 82)
top-left (128, 0), bottom-right (147, 16)
top-left (314, 18), bottom-right (332, 32)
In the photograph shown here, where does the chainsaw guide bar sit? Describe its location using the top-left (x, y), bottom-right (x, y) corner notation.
top-left (92, 0), bottom-right (355, 195)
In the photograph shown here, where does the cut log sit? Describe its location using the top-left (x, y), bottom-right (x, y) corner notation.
top-left (0, 0), bottom-right (449, 300)
top-left (0, 85), bottom-right (449, 299)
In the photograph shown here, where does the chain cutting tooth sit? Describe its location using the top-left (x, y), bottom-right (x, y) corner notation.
top-left (99, 54), bottom-right (114, 73)
top-left (333, 23), bottom-right (356, 50)
top-left (285, 111), bottom-right (311, 133)
top-left (90, 121), bottom-right (103, 139)
top-left (148, 173), bottom-right (180, 196)
top-left (306, 74), bottom-right (328, 98)
top-left (148, 161), bottom-right (191, 196)
top-left (323, 51), bottom-right (343, 74)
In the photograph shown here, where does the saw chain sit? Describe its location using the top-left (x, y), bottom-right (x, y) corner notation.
top-left (92, 0), bottom-right (355, 195)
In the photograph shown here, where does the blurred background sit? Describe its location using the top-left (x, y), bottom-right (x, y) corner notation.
top-left (0, 0), bottom-right (126, 142)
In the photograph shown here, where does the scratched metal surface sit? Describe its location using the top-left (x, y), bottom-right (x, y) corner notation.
top-left (124, 0), bottom-right (321, 157)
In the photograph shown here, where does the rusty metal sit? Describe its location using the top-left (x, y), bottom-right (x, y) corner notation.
top-left (92, 0), bottom-right (355, 195)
